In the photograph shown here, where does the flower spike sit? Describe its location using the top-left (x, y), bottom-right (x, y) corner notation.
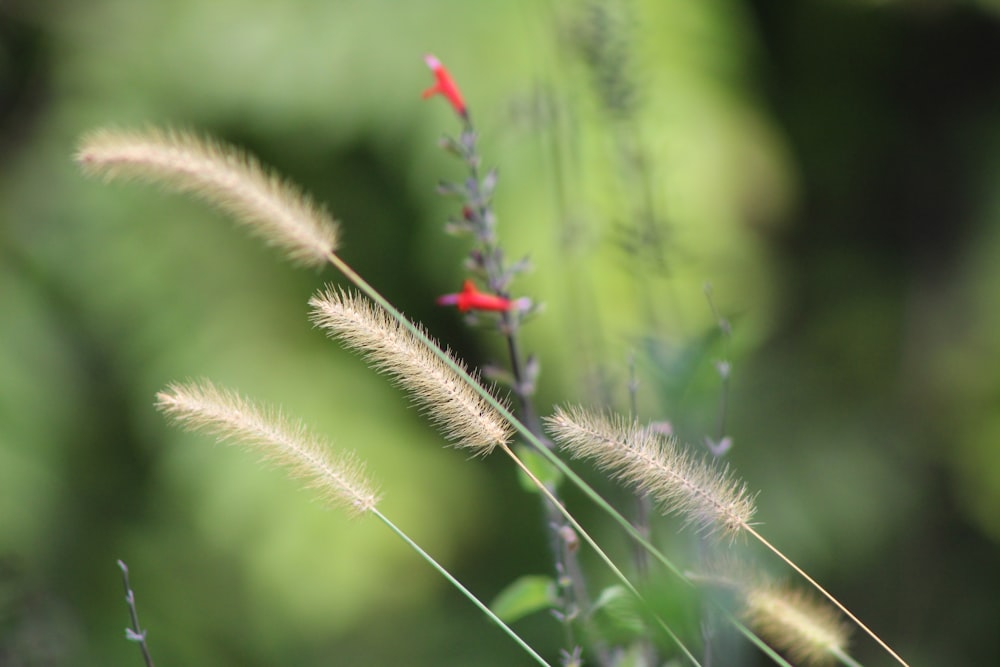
top-left (422, 54), bottom-right (467, 118)
top-left (437, 279), bottom-right (516, 313)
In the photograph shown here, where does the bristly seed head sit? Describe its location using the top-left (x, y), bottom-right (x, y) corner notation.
top-left (544, 406), bottom-right (757, 538)
top-left (156, 379), bottom-right (379, 516)
top-left (309, 286), bottom-right (513, 454)
top-left (75, 127), bottom-right (340, 267)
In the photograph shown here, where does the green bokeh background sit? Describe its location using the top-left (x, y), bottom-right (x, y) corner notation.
top-left (3, 0), bottom-right (1000, 665)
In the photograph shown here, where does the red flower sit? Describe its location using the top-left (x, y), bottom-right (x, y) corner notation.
top-left (437, 280), bottom-right (513, 312)
top-left (422, 54), bottom-right (467, 117)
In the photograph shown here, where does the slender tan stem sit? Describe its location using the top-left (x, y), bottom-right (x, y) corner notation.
top-left (745, 525), bottom-right (909, 667)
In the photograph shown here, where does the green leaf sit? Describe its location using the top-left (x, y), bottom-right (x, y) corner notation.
top-left (490, 575), bottom-right (556, 623)
top-left (514, 443), bottom-right (563, 493)
top-left (591, 585), bottom-right (646, 640)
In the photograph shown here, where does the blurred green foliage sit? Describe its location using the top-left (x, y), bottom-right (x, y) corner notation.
top-left (2, 0), bottom-right (1000, 665)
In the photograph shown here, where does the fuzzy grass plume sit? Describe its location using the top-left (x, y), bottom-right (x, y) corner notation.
top-left (75, 127), bottom-right (339, 267)
top-left (744, 581), bottom-right (853, 666)
top-left (545, 405), bottom-right (756, 537)
top-left (309, 286), bottom-right (514, 454)
top-left (156, 379), bottom-right (379, 516)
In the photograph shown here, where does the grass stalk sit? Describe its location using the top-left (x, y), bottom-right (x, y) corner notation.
top-left (372, 508), bottom-right (553, 667)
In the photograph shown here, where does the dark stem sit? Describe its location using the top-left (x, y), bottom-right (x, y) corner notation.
top-left (704, 284), bottom-right (732, 448)
top-left (503, 319), bottom-right (608, 666)
top-left (117, 560), bottom-right (156, 667)
top-left (626, 354), bottom-right (652, 579)
top-left (451, 116), bottom-right (607, 666)
top-left (627, 355), bottom-right (657, 667)
top-left (501, 312), bottom-right (541, 434)
top-left (714, 374), bottom-right (730, 443)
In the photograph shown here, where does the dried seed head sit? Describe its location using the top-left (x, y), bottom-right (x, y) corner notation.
top-left (544, 406), bottom-right (756, 538)
top-left (309, 286), bottom-right (513, 454)
top-left (156, 379), bottom-right (379, 516)
top-left (76, 127), bottom-right (339, 267)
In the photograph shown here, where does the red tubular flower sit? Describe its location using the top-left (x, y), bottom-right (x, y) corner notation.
top-left (437, 279), bottom-right (513, 312)
top-left (422, 54), bottom-right (467, 117)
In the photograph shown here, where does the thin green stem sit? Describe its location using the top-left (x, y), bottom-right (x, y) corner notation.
top-left (725, 611), bottom-right (795, 667)
top-left (371, 508), bottom-right (552, 667)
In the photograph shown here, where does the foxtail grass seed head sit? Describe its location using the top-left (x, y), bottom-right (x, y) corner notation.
top-left (544, 406), bottom-right (756, 538)
top-left (743, 582), bottom-right (851, 666)
top-left (309, 286), bottom-right (513, 455)
top-left (76, 127), bottom-right (339, 267)
top-left (156, 379), bottom-right (379, 516)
